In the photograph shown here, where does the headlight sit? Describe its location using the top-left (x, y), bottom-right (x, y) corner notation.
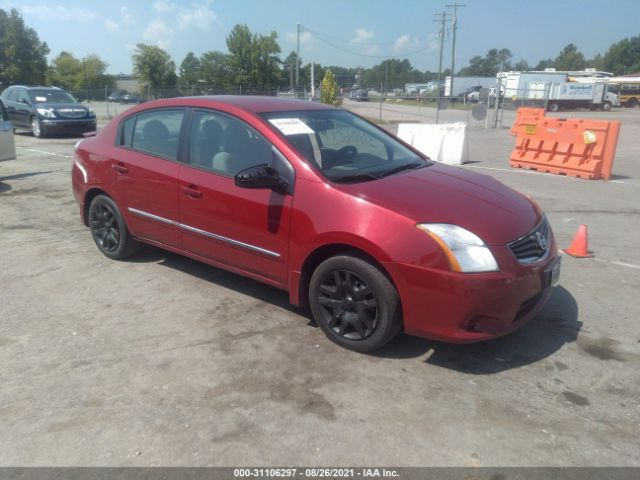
top-left (36, 107), bottom-right (56, 118)
top-left (88, 108), bottom-right (95, 116)
top-left (417, 223), bottom-right (499, 273)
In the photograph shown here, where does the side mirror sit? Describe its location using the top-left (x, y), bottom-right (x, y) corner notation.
top-left (235, 164), bottom-right (289, 194)
top-left (19, 99), bottom-right (30, 106)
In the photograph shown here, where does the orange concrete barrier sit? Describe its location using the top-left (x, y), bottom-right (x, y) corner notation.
top-left (509, 117), bottom-right (621, 180)
top-left (510, 107), bottom-right (546, 136)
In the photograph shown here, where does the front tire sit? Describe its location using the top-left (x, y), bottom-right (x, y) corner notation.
top-left (548, 102), bottom-right (560, 112)
top-left (88, 195), bottom-right (139, 260)
top-left (309, 255), bottom-right (401, 352)
top-left (31, 116), bottom-right (45, 138)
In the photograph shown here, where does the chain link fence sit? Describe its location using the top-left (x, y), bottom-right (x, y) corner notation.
top-left (70, 82), bottom-right (595, 128)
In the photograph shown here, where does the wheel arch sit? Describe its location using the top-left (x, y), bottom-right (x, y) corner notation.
top-left (293, 242), bottom-right (400, 311)
top-left (82, 187), bottom-right (111, 226)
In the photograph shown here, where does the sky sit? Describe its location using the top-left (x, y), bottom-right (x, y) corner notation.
top-left (1, 0), bottom-right (639, 75)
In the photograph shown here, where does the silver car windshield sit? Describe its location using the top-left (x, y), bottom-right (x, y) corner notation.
top-left (261, 109), bottom-right (430, 183)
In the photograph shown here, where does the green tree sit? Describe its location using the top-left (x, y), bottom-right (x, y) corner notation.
top-left (49, 51), bottom-right (82, 90)
top-left (200, 51), bottom-right (231, 91)
top-left (458, 48), bottom-right (512, 76)
top-left (132, 43), bottom-right (177, 98)
top-left (281, 51), bottom-right (301, 90)
top-left (320, 69), bottom-right (342, 107)
top-left (534, 58), bottom-right (554, 70)
top-left (0, 8), bottom-right (49, 85)
top-left (322, 65), bottom-right (358, 88)
top-left (48, 52), bottom-right (112, 97)
top-left (601, 36), bottom-right (640, 75)
top-left (254, 31), bottom-right (281, 91)
top-left (226, 24), bottom-right (284, 91)
top-left (553, 44), bottom-right (586, 71)
top-left (226, 24), bottom-right (255, 88)
top-left (82, 55), bottom-right (113, 91)
top-left (178, 52), bottom-right (201, 93)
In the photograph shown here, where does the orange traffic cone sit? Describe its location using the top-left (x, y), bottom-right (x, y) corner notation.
top-left (563, 224), bottom-right (593, 258)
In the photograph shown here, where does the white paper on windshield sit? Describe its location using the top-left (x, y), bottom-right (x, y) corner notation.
top-left (269, 118), bottom-right (314, 135)
top-left (35, 96), bottom-right (47, 102)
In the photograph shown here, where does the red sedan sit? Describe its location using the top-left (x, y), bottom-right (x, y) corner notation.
top-left (72, 96), bottom-right (560, 352)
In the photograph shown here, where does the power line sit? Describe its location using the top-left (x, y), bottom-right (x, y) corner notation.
top-left (302, 25), bottom-right (435, 60)
top-left (299, 24), bottom-right (431, 46)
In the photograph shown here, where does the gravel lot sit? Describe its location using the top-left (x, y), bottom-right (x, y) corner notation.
top-left (1, 103), bottom-right (639, 466)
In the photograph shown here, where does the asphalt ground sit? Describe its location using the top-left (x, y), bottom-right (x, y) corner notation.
top-left (1, 103), bottom-right (639, 466)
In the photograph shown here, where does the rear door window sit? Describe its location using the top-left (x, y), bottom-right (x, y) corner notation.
top-left (131, 109), bottom-right (185, 160)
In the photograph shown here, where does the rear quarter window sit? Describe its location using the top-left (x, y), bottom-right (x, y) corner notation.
top-left (118, 116), bottom-right (136, 147)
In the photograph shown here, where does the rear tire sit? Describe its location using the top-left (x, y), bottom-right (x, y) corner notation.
top-left (88, 195), bottom-right (139, 260)
top-left (548, 102), bottom-right (560, 112)
top-left (309, 255), bottom-right (401, 352)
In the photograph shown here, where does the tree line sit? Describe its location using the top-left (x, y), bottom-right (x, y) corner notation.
top-left (457, 41), bottom-right (640, 77)
top-left (2, 7), bottom-right (640, 99)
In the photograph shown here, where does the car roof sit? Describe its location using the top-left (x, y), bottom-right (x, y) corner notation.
top-left (10, 85), bottom-right (63, 90)
top-left (177, 95), bottom-right (337, 114)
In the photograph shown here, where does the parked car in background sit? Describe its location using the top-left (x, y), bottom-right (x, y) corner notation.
top-left (109, 91), bottom-right (143, 104)
top-left (108, 91), bottom-right (125, 103)
top-left (350, 88), bottom-right (369, 102)
top-left (72, 96), bottom-right (559, 352)
top-left (0, 86), bottom-right (96, 138)
top-left (0, 99), bottom-right (16, 161)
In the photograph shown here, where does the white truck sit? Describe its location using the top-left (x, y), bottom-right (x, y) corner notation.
top-left (544, 82), bottom-right (619, 112)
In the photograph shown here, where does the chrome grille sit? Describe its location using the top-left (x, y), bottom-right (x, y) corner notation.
top-left (508, 218), bottom-right (550, 264)
top-left (56, 107), bottom-right (87, 119)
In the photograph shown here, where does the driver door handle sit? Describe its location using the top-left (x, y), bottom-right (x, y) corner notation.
top-left (182, 185), bottom-right (203, 199)
top-left (112, 163), bottom-right (128, 174)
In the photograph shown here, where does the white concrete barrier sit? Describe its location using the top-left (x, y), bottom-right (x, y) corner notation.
top-left (397, 122), bottom-right (469, 165)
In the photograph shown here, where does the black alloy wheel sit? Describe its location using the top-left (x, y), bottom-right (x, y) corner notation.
top-left (309, 255), bottom-right (401, 352)
top-left (88, 195), bottom-right (138, 260)
top-left (90, 201), bottom-right (120, 253)
top-left (317, 269), bottom-right (379, 340)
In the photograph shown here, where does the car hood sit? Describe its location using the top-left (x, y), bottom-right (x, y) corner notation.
top-left (336, 163), bottom-right (542, 245)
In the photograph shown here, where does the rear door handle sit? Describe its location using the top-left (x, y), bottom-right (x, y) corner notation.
top-left (112, 163), bottom-right (128, 174)
top-left (181, 185), bottom-right (203, 199)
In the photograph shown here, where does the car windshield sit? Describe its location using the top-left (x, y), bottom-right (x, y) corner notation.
top-left (29, 89), bottom-right (76, 104)
top-left (261, 109), bottom-right (430, 183)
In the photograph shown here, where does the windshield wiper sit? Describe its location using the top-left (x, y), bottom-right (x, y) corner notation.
top-left (330, 173), bottom-right (380, 183)
top-left (378, 162), bottom-right (428, 178)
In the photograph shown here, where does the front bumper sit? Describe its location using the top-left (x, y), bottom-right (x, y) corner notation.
top-left (41, 118), bottom-right (97, 133)
top-left (384, 244), bottom-right (560, 343)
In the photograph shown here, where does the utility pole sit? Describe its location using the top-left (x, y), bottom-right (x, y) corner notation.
top-left (434, 12), bottom-right (450, 124)
top-left (446, 3), bottom-right (465, 103)
top-left (296, 22), bottom-right (300, 87)
top-left (385, 58), bottom-right (388, 96)
top-left (82, 57), bottom-right (89, 102)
